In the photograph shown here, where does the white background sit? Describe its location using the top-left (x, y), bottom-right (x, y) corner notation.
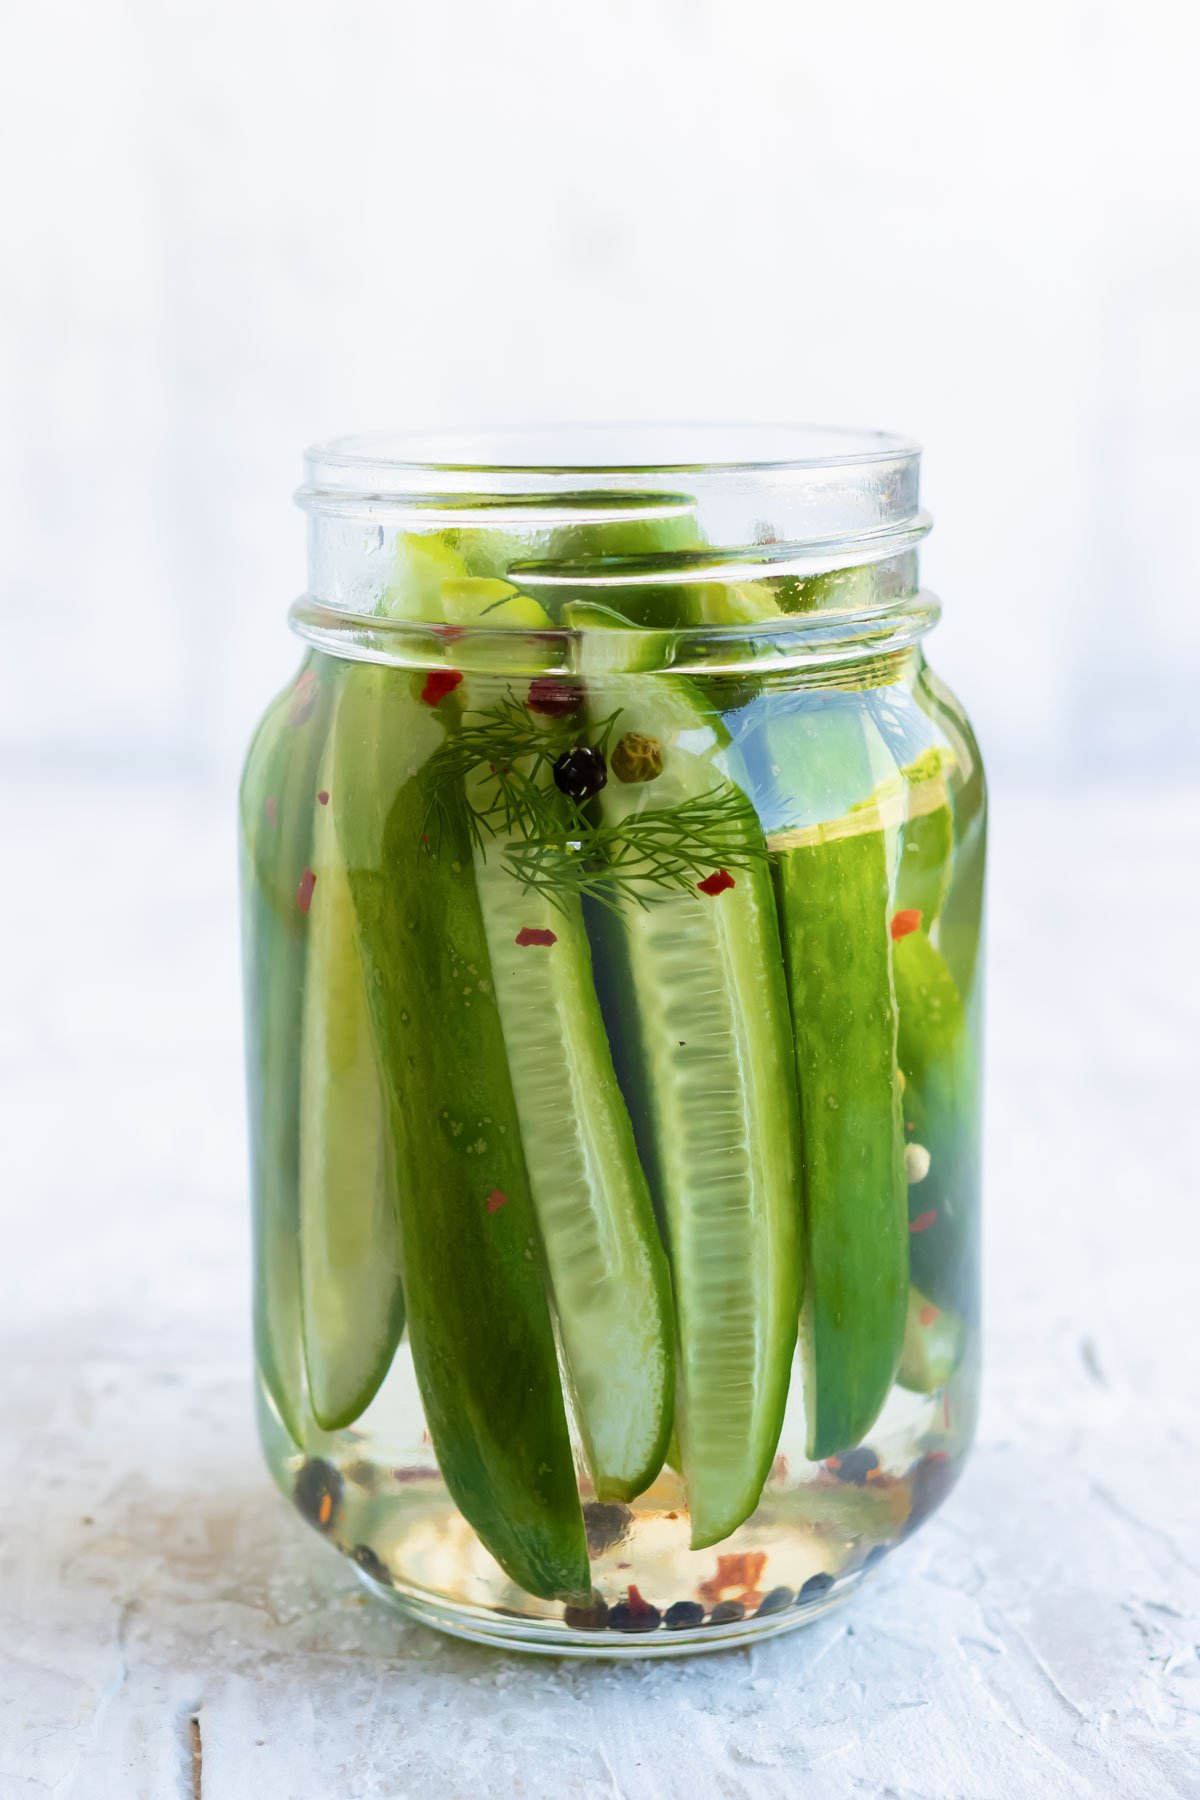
top-left (3, 0), bottom-right (1199, 785)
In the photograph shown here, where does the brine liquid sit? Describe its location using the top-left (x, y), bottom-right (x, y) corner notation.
top-left (259, 1336), bottom-right (977, 1653)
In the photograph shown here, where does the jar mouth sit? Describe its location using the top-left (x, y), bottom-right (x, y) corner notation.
top-left (296, 425), bottom-right (931, 660)
top-left (303, 423), bottom-right (920, 480)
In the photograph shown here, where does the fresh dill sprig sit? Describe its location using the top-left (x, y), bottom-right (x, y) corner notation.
top-left (423, 694), bottom-right (620, 849)
top-left (422, 690), bottom-right (766, 907)
top-left (502, 785), bottom-right (764, 914)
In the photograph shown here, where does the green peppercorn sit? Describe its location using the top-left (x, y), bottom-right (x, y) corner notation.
top-left (611, 732), bottom-right (663, 784)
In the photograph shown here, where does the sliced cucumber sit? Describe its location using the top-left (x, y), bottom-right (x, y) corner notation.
top-left (570, 607), bottom-right (803, 1549)
top-left (473, 856), bottom-right (674, 1499)
top-left (442, 583), bottom-right (675, 1501)
top-left (298, 735), bottom-right (405, 1431)
top-left (239, 656), bottom-right (335, 1444)
top-left (764, 699), bottom-right (908, 1462)
top-left (333, 662), bottom-right (589, 1600)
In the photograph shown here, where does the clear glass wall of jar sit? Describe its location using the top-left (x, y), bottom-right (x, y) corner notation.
top-left (239, 428), bottom-right (986, 1656)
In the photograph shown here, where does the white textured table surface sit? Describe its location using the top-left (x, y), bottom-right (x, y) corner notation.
top-left (3, 773), bottom-right (1199, 1800)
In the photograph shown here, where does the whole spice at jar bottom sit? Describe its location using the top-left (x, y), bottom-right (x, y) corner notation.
top-left (294, 1459), bottom-right (343, 1534)
top-left (583, 1500), bottom-right (633, 1556)
top-left (826, 1446), bottom-right (880, 1485)
top-left (707, 1600), bottom-right (746, 1625)
top-left (755, 1585), bottom-right (795, 1616)
top-left (664, 1599), bottom-right (706, 1630)
top-left (799, 1571), bottom-right (835, 1604)
top-left (352, 1544), bottom-right (393, 1586)
top-left (564, 1593), bottom-right (610, 1630)
top-left (608, 1585), bottom-right (661, 1631)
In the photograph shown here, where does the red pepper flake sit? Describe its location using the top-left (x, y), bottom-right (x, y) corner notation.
top-left (265, 795), bottom-right (277, 827)
top-left (486, 1189), bottom-right (508, 1214)
top-left (296, 867), bottom-right (317, 914)
top-left (420, 669), bottom-right (464, 706)
top-left (526, 676), bottom-right (585, 718)
top-left (625, 1584), bottom-right (657, 1624)
top-left (825, 1455), bottom-right (842, 1472)
top-left (890, 908), bottom-right (923, 940)
top-left (317, 790), bottom-right (329, 806)
top-left (318, 1492), bottom-right (333, 1526)
top-left (919, 1303), bottom-right (939, 1327)
top-left (436, 623), bottom-right (465, 640)
top-left (515, 926), bottom-right (557, 947)
top-left (697, 869), bottom-right (735, 897)
top-left (698, 1551), bottom-right (767, 1603)
top-left (909, 1209), bottom-right (937, 1234)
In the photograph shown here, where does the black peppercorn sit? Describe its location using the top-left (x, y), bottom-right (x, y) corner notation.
top-left (552, 744), bottom-right (607, 801)
top-left (564, 1593), bottom-right (610, 1630)
top-left (828, 1446), bottom-right (879, 1485)
top-left (707, 1599), bottom-right (746, 1625)
top-left (664, 1599), bottom-right (706, 1630)
top-left (582, 1500), bottom-right (632, 1557)
top-left (607, 1585), bottom-right (661, 1631)
top-left (352, 1544), bottom-right (393, 1586)
top-left (755, 1585), bottom-right (795, 1616)
top-left (798, 1571), bottom-right (835, 1604)
top-left (293, 1458), bottom-right (343, 1534)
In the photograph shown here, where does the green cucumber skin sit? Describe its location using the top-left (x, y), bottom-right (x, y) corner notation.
top-left (433, 570), bottom-right (674, 1500)
top-left (764, 702), bottom-right (908, 1463)
top-left (895, 930), bottom-right (980, 1321)
top-left (298, 740), bottom-right (406, 1433)
top-left (474, 847), bottom-right (675, 1503)
top-left (579, 668), bottom-right (803, 1550)
top-left (775, 828), bottom-right (908, 1461)
top-left (240, 656), bottom-right (335, 1445)
top-left (332, 664), bottom-right (589, 1601)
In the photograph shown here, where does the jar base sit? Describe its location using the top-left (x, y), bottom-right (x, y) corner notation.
top-left (350, 1560), bottom-right (872, 1658)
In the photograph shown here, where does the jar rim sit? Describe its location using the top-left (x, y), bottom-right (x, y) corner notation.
top-left (303, 423), bottom-right (921, 483)
top-left (289, 590), bottom-right (941, 678)
top-left (296, 426), bottom-right (931, 653)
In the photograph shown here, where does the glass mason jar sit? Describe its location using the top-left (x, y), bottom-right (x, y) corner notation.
top-left (239, 427), bottom-right (985, 1657)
